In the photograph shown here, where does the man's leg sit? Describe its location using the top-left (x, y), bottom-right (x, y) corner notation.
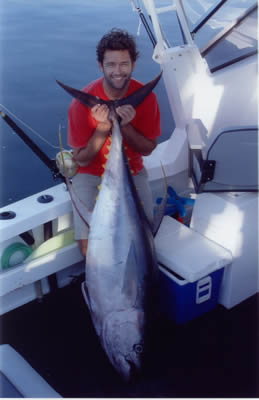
top-left (71, 173), bottom-right (101, 256)
top-left (79, 239), bottom-right (88, 257)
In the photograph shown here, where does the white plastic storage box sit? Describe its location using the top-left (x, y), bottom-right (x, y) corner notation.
top-left (155, 216), bottom-right (232, 324)
top-left (190, 192), bottom-right (258, 309)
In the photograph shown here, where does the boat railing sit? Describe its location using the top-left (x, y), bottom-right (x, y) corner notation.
top-left (141, 0), bottom-right (193, 51)
top-left (0, 183), bottom-right (85, 315)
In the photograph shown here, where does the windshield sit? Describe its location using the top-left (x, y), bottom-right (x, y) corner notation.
top-left (181, 0), bottom-right (257, 71)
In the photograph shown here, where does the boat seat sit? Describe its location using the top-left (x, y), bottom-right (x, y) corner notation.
top-left (187, 122), bottom-right (258, 193)
top-left (0, 344), bottom-right (61, 398)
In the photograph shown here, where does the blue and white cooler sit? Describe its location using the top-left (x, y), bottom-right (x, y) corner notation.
top-left (155, 216), bottom-right (232, 324)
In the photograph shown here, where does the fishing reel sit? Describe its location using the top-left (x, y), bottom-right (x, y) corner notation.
top-left (56, 150), bottom-right (78, 178)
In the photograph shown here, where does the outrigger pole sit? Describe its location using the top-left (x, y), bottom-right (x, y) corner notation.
top-left (0, 110), bottom-right (64, 182)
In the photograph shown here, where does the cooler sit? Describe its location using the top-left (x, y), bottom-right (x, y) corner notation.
top-left (155, 216), bottom-right (232, 324)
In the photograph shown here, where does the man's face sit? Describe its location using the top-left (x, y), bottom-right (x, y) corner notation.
top-left (99, 49), bottom-right (135, 92)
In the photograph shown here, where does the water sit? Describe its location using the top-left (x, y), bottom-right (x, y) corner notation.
top-left (0, 0), bottom-right (182, 208)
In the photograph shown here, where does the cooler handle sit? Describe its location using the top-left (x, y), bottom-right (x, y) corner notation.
top-left (196, 276), bottom-right (212, 304)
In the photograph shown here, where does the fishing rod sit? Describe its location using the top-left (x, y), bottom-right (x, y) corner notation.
top-left (0, 110), bottom-right (64, 182)
top-left (130, 0), bottom-right (157, 48)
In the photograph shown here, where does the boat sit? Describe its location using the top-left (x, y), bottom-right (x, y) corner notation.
top-left (0, 0), bottom-right (258, 397)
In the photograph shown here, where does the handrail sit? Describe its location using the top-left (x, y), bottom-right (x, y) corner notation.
top-left (142, 0), bottom-right (193, 49)
top-left (142, 0), bottom-right (166, 52)
top-left (155, 5), bottom-right (176, 14)
top-left (173, 0), bottom-right (193, 45)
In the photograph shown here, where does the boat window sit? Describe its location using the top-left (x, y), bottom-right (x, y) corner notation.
top-left (182, 0), bottom-right (255, 45)
top-left (182, 0), bottom-right (224, 31)
top-left (204, 8), bottom-right (257, 72)
top-left (181, 0), bottom-right (257, 71)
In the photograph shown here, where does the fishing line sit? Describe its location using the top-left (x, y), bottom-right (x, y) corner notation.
top-left (0, 103), bottom-right (61, 150)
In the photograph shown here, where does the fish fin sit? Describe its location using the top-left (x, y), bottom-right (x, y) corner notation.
top-left (56, 80), bottom-right (108, 108)
top-left (57, 72), bottom-right (162, 111)
top-left (152, 161), bottom-right (168, 236)
top-left (122, 242), bottom-right (139, 306)
top-left (81, 281), bottom-right (91, 309)
top-left (116, 71), bottom-right (162, 109)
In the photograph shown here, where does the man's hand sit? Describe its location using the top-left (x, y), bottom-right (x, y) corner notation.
top-left (91, 104), bottom-right (112, 132)
top-left (116, 105), bottom-right (136, 126)
top-left (72, 104), bottom-right (113, 167)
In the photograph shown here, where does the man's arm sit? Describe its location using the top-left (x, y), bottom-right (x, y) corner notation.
top-left (120, 124), bottom-right (157, 156)
top-left (116, 105), bottom-right (157, 156)
top-left (72, 104), bottom-right (111, 167)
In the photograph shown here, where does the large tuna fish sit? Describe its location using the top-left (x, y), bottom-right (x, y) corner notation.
top-left (57, 73), bottom-right (163, 381)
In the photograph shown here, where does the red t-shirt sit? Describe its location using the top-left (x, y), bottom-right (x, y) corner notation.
top-left (68, 77), bottom-right (161, 176)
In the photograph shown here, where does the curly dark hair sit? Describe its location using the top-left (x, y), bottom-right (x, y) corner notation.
top-left (96, 28), bottom-right (139, 64)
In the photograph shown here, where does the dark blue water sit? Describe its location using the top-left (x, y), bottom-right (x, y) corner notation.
top-left (0, 0), bottom-right (184, 207)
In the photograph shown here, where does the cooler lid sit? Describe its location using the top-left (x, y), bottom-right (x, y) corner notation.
top-left (155, 216), bottom-right (232, 282)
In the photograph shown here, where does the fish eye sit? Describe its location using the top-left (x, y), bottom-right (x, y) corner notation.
top-left (133, 343), bottom-right (143, 354)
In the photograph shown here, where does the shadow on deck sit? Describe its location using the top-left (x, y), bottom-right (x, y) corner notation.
top-left (1, 275), bottom-right (258, 398)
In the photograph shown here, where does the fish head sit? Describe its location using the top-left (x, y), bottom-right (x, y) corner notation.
top-left (102, 308), bottom-right (145, 381)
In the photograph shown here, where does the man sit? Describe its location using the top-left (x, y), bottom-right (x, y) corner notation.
top-left (68, 28), bottom-right (161, 256)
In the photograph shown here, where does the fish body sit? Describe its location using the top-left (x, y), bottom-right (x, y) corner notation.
top-left (57, 74), bottom-right (162, 380)
top-left (81, 117), bottom-right (158, 379)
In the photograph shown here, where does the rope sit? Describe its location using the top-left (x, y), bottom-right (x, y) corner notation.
top-left (1, 242), bottom-right (33, 270)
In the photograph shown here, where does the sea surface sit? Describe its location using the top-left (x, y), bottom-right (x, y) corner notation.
top-left (0, 0), bottom-right (184, 208)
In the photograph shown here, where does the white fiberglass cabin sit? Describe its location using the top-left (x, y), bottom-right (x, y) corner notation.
top-left (139, 0), bottom-right (258, 310)
top-left (0, 0), bottom-right (258, 317)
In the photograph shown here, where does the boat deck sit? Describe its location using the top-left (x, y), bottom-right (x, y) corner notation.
top-left (1, 274), bottom-right (258, 398)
